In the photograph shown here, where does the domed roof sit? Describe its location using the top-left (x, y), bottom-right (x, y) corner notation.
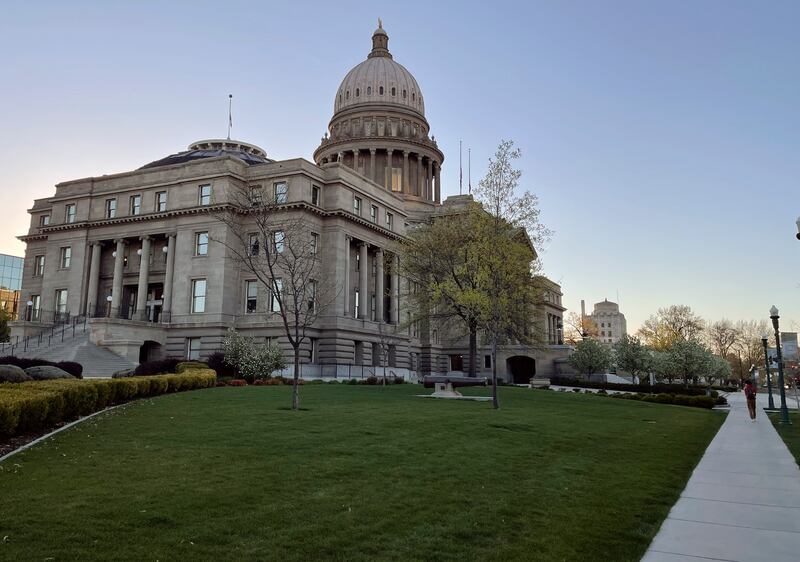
top-left (334, 22), bottom-right (425, 117)
top-left (139, 139), bottom-right (271, 170)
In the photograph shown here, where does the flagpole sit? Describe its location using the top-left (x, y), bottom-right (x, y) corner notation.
top-left (227, 94), bottom-right (233, 140)
top-left (468, 148), bottom-right (471, 194)
top-left (459, 140), bottom-right (463, 195)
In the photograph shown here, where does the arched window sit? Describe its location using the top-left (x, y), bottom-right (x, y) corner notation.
top-left (412, 92), bottom-right (416, 101)
top-left (403, 89), bottom-right (407, 98)
top-left (391, 87), bottom-right (396, 96)
top-left (356, 88), bottom-right (360, 97)
top-left (367, 86), bottom-right (371, 95)
top-left (346, 90), bottom-right (350, 99)
top-left (339, 94), bottom-right (342, 104)
top-left (379, 86), bottom-right (384, 95)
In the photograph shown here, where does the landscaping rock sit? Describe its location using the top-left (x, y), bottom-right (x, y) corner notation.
top-left (112, 368), bottom-right (135, 378)
top-left (0, 364), bottom-right (31, 383)
top-left (24, 365), bottom-right (74, 380)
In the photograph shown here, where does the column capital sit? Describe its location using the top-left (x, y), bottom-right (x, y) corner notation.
top-left (139, 235), bottom-right (152, 241)
top-left (403, 150), bottom-right (410, 157)
top-left (370, 148), bottom-right (376, 155)
top-left (376, 247), bottom-right (384, 256)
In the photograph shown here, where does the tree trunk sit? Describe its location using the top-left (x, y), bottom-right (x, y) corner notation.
top-left (292, 345), bottom-right (301, 410)
top-left (468, 324), bottom-right (478, 377)
top-left (491, 337), bottom-right (499, 409)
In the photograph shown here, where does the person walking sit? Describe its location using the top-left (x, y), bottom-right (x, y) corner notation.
top-left (744, 379), bottom-right (757, 422)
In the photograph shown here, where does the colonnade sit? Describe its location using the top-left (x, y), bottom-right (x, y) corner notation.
top-left (323, 148), bottom-right (441, 204)
top-left (342, 234), bottom-right (400, 323)
top-left (85, 234), bottom-right (176, 322)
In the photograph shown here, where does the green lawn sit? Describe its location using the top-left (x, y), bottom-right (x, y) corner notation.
top-left (769, 411), bottom-right (800, 463)
top-left (0, 384), bottom-right (723, 561)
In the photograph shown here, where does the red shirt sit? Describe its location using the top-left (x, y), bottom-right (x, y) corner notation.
top-left (745, 385), bottom-right (756, 399)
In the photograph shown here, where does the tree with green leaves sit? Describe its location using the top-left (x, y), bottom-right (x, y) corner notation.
top-left (0, 308), bottom-right (10, 342)
top-left (667, 339), bottom-right (713, 386)
top-left (568, 338), bottom-right (613, 376)
top-left (613, 335), bottom-right (652, 384)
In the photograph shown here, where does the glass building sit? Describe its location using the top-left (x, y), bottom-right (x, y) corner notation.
top-left (0, 253), bottom-right (23, 319)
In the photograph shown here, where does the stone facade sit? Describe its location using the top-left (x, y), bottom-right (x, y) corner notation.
top-left (588, 299), bottom-right (627, 345)
top-left (10, 23), bottom-right (568, 381)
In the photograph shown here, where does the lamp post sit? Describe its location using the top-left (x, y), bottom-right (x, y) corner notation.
top-left (25, 300), bottom-right (33, 322)
top-left (762, 331), bottom-right (776, 410)
top-left (770, 305), bottom-right (791, 424)
top-left (106, 295), bottom-right (113, 318)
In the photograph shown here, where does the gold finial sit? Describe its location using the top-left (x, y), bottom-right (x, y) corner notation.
top-left (378, 17), bottom-right (382, 29)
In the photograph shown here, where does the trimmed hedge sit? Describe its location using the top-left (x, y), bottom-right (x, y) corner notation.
top-left (0, 368), bottom-right (216, 437)
top-left (550, 376), bottom-right (721, 398)
top-left (0, 356), bottom-right (83, 378)
top-left (608, 392), bottom-right (717, 409)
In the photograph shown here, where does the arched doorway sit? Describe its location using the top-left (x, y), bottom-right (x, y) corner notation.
top-left (139, 340), bottom-right (163, 363)
top-left (507, 356), bottom-right (536, 384)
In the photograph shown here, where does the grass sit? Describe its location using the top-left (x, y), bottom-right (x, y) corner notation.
top-left (0, 384), bottom-right (724, 561)
top-left (768, 411), bottom-right (800, 463)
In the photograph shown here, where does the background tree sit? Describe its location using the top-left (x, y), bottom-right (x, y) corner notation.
top-left (472, 140), bottom-right (551, 409)
top-left (613, 335), bottom-right (652, 384)
top-left (214, 185), bottom-right (337, 410)
top-left (706, 319), bottom-right (739, 359)
top-left (731, 320), bottom-right (770, 381)
top-left (652, 350), bottom-right (679, 384)
top-left (222, 328), bottom-right (286, 384)
top-left (0, 308), bottom-right (10, 342)
top-left (637, 305), bottom-right (705, 351)
top-left (568, 339), bottom-right (613, 376)
top-left (563, 311), bottom-right (599, 345)
top-left (706, 354), bottom-right (732, 387)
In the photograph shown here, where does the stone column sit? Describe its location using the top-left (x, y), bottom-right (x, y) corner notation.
top-left (162, 234), bottom-right (176, 323)
top-left (375, 248), bottom-right (384, 323)
top-left (353, 149), bottom-right (359, 171)
top-left (111, 239), bottom-right (126, 317)
top-left (85, 242), bottom-right (102, 317)
top-left (343, 234), bottom-right (350, 317)
top-left (135, 235), bottom-right (151, 321)
top-left (427, 159), bottom-right (433, 201)
top-left (369, 149), bottom-right (376, 182)
top-left (417, 155), bottom-right (423, 196)
top-left (390, 254), bottom-right (399, 324)
top-left (402, 151), bottom-right (410, 193)
top-left (385, 149), bottom-right (394, 189)
top-left (434, 162), bottom-right (441, 204)
top-left (358, 242), bottom-right (369, 320)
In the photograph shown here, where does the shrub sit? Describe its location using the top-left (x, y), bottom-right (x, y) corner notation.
top-left (56, 362), bottom-right (83, 378)
top-left (222, 329), bottom-right (286, 383)
top-left (25, 366), bottom-right (73, 380)
top-left (175, 361), bottom-right (207, 374)
top-left (228, 379), bottom-right (247, 387)
top-left (550, 376), bottom-right (720, 398)
top-left (215, 381), bottom-right (228, 387)
top-left (393, 376), bottom-right (405, 385)
top-left (0, 356), bottom-right (82, 378)
top-left (364, 376), bottom-right (379, 385)
top-left (347, 378), bottom-right (359, 385)
top-left (207, 352), bottom-right (239, 378)
top-left (133, 359), bottom-right (181, 376)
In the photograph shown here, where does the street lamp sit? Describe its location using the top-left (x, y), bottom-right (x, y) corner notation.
top-left (795, 215), bottom-right (800, 240)
top-left (26, 300), bottom-right (33, 322)
top-left (762, 331), bottom-right (776, 410)
top-left (770, 305), bottom-right (791, 424)
top-left (106, 295), bottom-right (113, 318)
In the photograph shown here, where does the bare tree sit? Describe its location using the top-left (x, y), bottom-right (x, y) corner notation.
top-left (563, 311), bottom-right (599, 345)
top-left (706, 319), bottom-right (739, 359)
top-left (637, 305), bottom-right (705, 351)
top-left (213, 183), bottom-right (337, 410)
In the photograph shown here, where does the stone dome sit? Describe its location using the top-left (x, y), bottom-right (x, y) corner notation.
top-left (334, 22), bottom-right (425, 117)
top-left (139, 139), bottom-right (271, 170)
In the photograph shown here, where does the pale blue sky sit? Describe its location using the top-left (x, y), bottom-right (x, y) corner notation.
top-left (1, 0), bottom-right (798, 331)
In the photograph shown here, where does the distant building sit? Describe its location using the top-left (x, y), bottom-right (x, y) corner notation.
top-left (586, 298), bottom-right (627, 345)
top-left (0, 253), bottom-right (23, 319)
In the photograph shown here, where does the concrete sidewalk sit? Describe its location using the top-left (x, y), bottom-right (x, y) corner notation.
top-left (642, 392), bottom-right (800, 562)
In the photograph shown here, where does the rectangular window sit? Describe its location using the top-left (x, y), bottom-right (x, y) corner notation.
top-left (129, 194), bottom-right (141, 216)
top-left (65, 204), bottom-right (76, 223)
top-left (271, 278), bottom-right (282, 312)
top-left (195, 232), bottom-right (209, 256)
top-left (353, 196), bottom-right (361, 215)
top-left (245, 280), bottom-right (258, 313)
top-left (59, 247), bottom-right (71, 269)
top-left (370, 205), bottom-right (378, 223)
top-left (250, 185), bottom-right (263, 207)
top-left (198, 184), bottom-right (212, 206)
top-left (391, 167), bottom-right (402, 192)
top-left (54, 288), bottom-right (68, 314)
top-left (385, 212), bottom-right (393, 229)
top-left (274, 182), bottom-right (288, 204)
top-left (310, 232), bottom-right (319, 254)
top-left (39, 215), bottom-right (50, 227)
top-left (310, 338), bottom-right (318, 363)
top-left (273, 230), bottom-right (285, 253)
top-left (186, 337), bottom-right (201, 360)
top-left (311, 185), bottom-right (320, 206)
top-left (484, 355), bottom-right (492, 369)
top-left (307, 280), bottom-right (316, 312)
top-left (248, 233), bottom-right (260, 256)
top-left (30, 294), bottom-right (41, 321)
top-left (156, 191), bottom-right (167, 212)
top-left (33, 255), bottom-right (45, 276)
top-left (191, 279), bottom-right (207, 313)
top-left (105, 199), bottom-right (117, 219)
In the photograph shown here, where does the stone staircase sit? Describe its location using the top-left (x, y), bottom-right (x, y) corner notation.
top-left (1, 325), bottom-right (136, 378)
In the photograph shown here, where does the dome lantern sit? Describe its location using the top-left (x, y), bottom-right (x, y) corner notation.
top-left (369, 18), bottom-right (391, 59)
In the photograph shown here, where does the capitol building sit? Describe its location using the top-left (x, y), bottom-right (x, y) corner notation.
top-left (11, 23), bottom-right (568, 381)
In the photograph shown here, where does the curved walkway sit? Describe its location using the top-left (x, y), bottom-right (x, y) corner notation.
top-left (643, 392), bottom-right (800, 561)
